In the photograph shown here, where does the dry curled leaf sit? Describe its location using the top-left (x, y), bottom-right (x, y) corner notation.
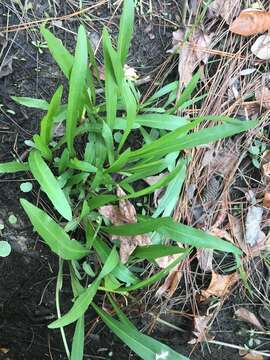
top-left (169, 29), bottom-right (212, 88)
top-left (0, 347), bottom-right (9, 354)
top-left (200, 271), bottom-right (239, 300)
top-left (197, 248), bottom-right (213, 271)
top-left (256, 85), bottom-right (270, 109)
top-left (263, 192), bottom-right (270, 208)
top-left (144, 173), bottom-right (166, 207)
top-left (155, 262), bottom-right (183, 298)
top-left (189, 315), bottom-right (213, 344)
top-left (245, 206), bottom-right (264, 247)
top-left (262, 150), bottom-right (270, 179)
top-left (241, 353), bottom-right (264, 360)
top-left (201, 140), bottom-right (240, 178)
top-left (251, 34), bottom-right (270, 60)
top-left (208, 0), bottom-right (241, 24)
top-left (230, 10), bottom-right (270, 36)
top-left (99, 187), bottom-right (151, 263)
top-left (228, 214), bottom-right (244, 245)
top-left (235, 307), bottom-right (265, 331)
top-left (0, 56), bottom-right (13, 79)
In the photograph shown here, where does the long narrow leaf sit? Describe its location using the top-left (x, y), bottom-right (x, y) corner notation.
top-left (117, 0), bottom-right (135, 65)
top-left (20, 199), bottom-right (88, 260)
top-left (49, 247), bottom-right (119, 328)
top-left (28, 150), bottom-right (72, 220)
top-left (104, 217), bottom-right (242, 255)
top-left (71, 316), bottom-right (84, 360)
top-left (0, 161), bottom-right (29, 173)
top-left (41, 26), bottom-right (73, 78)
top-left (40, 85), bottom-right (63, 145)
top-left (92, 303), bottom-right (188, 360)
top-left (11, 96), bottom-right (49, 110)
top-left (130, 118), bottom-right (257, 160)
top-left (66, 25), bottom-right (88, 155)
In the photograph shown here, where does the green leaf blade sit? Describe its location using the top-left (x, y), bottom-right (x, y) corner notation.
top-left (117, 0), bottom-right (135, 65)
top-left (71, 316), bottom-right (85, 360)
top-left (20, 199), bottom-right (88, 260)
top-left (28, 150), bottom-right (72, 220)
top-left (66, 25), bottom-right (88, 155)
top-left (49, 247), bottom-right (119, 328)
top-left (0, 161), bottom-right (29, 173)
top-left (41, 26), bottom-right (74, 78)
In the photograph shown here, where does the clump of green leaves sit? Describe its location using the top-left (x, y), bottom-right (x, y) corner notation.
top-left (1, 0), bottom-right (257, 358)
top-left (248, 139), bottom-right (267, 169)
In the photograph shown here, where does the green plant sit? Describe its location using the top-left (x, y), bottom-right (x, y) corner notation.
top-left (248, 139), bottom-right (267, 169)
top-left (1, 0), bottom-right (257, 358)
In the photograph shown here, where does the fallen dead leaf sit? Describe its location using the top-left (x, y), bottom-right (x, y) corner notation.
top-left (99, 187), bottom-right (151, 263)
top-left (169, 28), bottom-right (212, 88)
top-left (262, 150), bottom-right (270, 180)
top-left (262, 162), bottom-right (270, 177)
top-left (241, 354), bottom-right (264, 360)
top-left (144, 173), bottom-right (167, 206)
top-left (0, 56), bottom-right (13, 79)
top-left (201, 140), bottom-right (240, 178)
top-left (263, 192), bottom-right (270, 208)
top-left (210, 228), bottom-right (234, 243)
top-left (251, 34), bottom-right (270, 60)
top-left (240, 352), bottom-right (264, 360)
top-left (208, 0), bottom-right (241, 24)
top-left (230, 9), bottom-right (270, 36)
top-left (0, 347), bottom-right (9, 354)
top-left (189, 315), bottom-right (214, 344)
top-left (228, 214), bottom-right (244, 245)
top-left (93, 64), bottom-right (105, 80)
top-left (197, 248), bottom-right (213, 271)
top-left (245, 206), bottom-right (265, 247)
top-left (197, 227), bottom-right (236, 271)
top-left (155, 262), bottom-right (183, 298)
top-left (200, 271), bottom-right (239, 300)
top-left (256, 85), bottom-right (270, 108)
top-left (235, 307), bottom-right (265, 331)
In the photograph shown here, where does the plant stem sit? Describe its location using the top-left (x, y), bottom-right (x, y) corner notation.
top-left (56, 258), bottom-right (70, 359)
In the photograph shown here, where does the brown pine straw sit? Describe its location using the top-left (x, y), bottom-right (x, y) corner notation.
top-left (0, 0), bottom-right (107, 33)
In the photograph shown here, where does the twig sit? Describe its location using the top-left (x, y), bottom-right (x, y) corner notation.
top-left (208, 339), bottom-right (270, 358)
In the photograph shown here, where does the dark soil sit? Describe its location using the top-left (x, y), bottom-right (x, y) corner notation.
top-left (0, 1), bottom-right (269, 359)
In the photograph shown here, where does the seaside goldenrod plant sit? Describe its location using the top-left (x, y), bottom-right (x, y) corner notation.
top-left (0, 0), bottom-right (256, 358)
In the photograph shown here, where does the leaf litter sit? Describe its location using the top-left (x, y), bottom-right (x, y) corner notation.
top-left (208, 0), bottom-right (241, 24)
top-left (230, 9), bottom-right (270, 36)
top-left (189, 314), bottom-right (213, 344)
top-left (200, 271), bottom-right (239, 300)
top-left (169, 28), bottom-right (213, 88)
top-left (235, 307), bottom-right (265, 331)
top-left (99, 186), bottom-right (151, 263)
